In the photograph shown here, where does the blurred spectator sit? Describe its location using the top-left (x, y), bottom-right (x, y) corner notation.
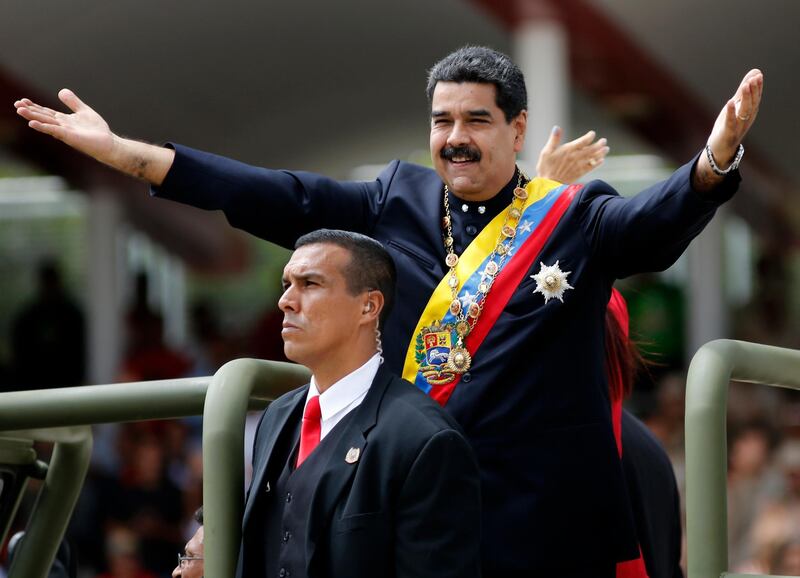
top-left (735, 439), bottom-right (800, 572)
top-left (10, 259), bottom-right (85, 389)
top-left (186, 301), bottom-right (235, 376)
top-left (119, 272), bottom-right (190, 382)
top-left (98, 425), bottom-right (184, 575)
top-left (643, 372), bottom-right (686, 464)
top-left (125, 273), bottom-right (162, 351)
top-left (770, 539), bottom-right (800, 575)
top-left (736, 249), bottom-right (798, 349)
top-left (95, 527), bottom-right (157, 578)
top-left (727, 421), bottom-right (783, 567)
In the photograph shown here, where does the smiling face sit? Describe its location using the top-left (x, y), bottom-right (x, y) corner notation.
top-left (430, 81), bottom-right (527, 202)
top-left (278, 243), bottom-right (375, 382)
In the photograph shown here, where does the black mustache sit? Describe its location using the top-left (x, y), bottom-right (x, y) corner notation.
top-left (441, 145), bottom-right (481, 162)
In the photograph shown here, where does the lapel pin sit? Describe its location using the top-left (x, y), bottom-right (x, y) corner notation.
top-left (345, 447), bottom-right (361, 464)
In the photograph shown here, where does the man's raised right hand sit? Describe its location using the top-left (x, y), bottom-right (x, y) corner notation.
top-left (16, 89), bottom-right (115, 162)
top-left (14, 89), bottom-right (174, 185)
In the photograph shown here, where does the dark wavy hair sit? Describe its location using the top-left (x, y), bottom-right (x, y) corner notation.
top-left (426, 46), bottom-right (528, 122)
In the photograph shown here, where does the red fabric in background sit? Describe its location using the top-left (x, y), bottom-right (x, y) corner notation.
top-left (608, 289), bottom-right (649, 578)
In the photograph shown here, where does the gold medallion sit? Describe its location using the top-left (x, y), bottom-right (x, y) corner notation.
top-left (478, 282), bottom-right (489, 294)
top-left (449, 299), bottom-right (462, 315)
top-left (502, 225), bottom-right (516, 238)
top-left (497, 244), bottom-right (508, 255)
top-left (445, 253), bottom-right (459, 268)
top-left (513, 187), bottom-right (528, 200)
top-left (442, 216), bottom-right (451, 229)
top-left (509, 208), bottom-right (521, 220)
top-left (448, 275), bottom-right (459, 288)
top-left (455, 320), bottom-right (471, 337)
top-left (468, 302), bottom-right (480, 318)
top-left (485, 261), bottom-right (498, 276)
top-left (447, 347), bottom-right (472, 374)
top-left (445, 236), bottom-right (454, 247)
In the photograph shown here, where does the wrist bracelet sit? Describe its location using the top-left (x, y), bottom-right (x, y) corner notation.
top-left (705, 143), bottom-right (744, 176)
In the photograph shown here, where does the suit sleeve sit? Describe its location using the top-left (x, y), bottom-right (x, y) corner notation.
top-left (576, 154), bottom-right (740, 279)
top-left (394, 429), bottom-right (482, 578)
top-left (151, 144), bottom-right (398, 248)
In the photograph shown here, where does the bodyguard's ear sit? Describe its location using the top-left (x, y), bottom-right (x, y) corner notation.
top-left (362, 290), bottom-right (384, 323)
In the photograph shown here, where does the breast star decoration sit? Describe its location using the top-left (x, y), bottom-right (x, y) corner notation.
top-left (531, 260), bottom-right (573, 303)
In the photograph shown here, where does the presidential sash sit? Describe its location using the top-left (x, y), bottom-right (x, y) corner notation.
top-left (402, 178), bottom-right (582, 406)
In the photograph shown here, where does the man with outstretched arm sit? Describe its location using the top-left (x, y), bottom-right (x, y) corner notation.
top-left (16, 45), bottom-right (762, 577)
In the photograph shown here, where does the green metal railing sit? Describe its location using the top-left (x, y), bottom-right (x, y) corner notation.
top-left (3, 427), bottom-right (92, 578)
top-left (7, 339), bottom-right (798, 577)
top-left (0, 358), bottom-right (310, 578)
top-left (685, 339), bottom-right (800, 578)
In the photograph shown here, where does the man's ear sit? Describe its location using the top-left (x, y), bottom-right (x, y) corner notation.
top-left (362, 290), bottom-right (385, 323)
top-left (513, 110), bottom-right (528, 153)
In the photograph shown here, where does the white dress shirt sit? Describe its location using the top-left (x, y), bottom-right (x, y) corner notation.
top-left (305, 353), bottom-right (381, 440)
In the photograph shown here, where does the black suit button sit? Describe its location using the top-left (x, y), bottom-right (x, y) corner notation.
top-left (286, 492), bottom-right (292, 503)
top-left (462, 372), bottom-right (472, 383)
top-left (283, 530), bottom-right (291, 543)
top-left (465, 225), bottom-right (478, 236)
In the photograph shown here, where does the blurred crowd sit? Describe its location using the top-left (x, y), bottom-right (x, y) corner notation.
top-left (0, 263), bottom-right (286, 578)
top-left (1, 248), bottom-right (799, 577)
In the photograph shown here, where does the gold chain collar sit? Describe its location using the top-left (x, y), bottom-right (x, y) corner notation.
top-left (440, 168), bottom-right (529, 374)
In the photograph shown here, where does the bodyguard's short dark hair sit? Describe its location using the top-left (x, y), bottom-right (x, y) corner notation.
top-left (294, 230), bottom-right (397, 325)
top-left (194, 506), bottom-right (203, 525)
top-left (426, 46), bottom-right (527, 123)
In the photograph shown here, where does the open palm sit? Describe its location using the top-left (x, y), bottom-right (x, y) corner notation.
top-left (14, 89), bottom-right (115, 161)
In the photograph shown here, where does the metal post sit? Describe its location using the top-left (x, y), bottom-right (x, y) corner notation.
top-left (7, 427), bottom-right (92, 578)
top-left (685, 340), bottom-right (800, 578)
top-left (202, 359), bottom-right (310, 578)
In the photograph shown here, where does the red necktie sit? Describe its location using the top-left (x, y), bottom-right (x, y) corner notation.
top-left (297, 396), bottom-right (321, 467)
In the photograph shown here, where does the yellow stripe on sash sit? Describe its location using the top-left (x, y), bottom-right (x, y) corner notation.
top-left (401, 177), bottom-right (562, 382)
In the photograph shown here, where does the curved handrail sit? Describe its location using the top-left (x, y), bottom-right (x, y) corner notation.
top-left (0, 359), bottom-right (310, 578)
top-left (685, 339), bottom-right (800, 578)
top-left (202, 358), bottom-right (310, 578)
top-left (5, 426), bottom-right (92, 578)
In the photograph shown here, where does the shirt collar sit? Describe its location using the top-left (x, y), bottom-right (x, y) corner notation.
top-left (445, 167), bottom-right (519, 218)
top-left (307, 354), bottom-right (381, 421)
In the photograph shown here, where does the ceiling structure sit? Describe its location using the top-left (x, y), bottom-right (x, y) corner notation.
top-left (0, 0), bottom-right (797, 270)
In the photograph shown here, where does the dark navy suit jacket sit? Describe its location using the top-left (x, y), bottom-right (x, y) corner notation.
top-left (239, 367), bottom-right (481, 578)
top-left (154, 146), bottom-right (737, 575)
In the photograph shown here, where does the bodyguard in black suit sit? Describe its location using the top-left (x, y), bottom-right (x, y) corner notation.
top-left (237, 229), bottom-right (481, 578)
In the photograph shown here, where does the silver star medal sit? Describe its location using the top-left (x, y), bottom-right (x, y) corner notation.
top-left (531, 260), bottom-right (573, 303)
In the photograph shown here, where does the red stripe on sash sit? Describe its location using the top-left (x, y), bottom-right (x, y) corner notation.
top-left (429, 184), bottom-right (582, 406)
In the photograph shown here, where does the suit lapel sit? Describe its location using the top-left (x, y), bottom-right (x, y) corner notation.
top-left (243, 386), bottom-right (307, 526)
top-left (304, 367), bottom-right (392, 570)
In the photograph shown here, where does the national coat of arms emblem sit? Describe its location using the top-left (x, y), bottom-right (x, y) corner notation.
top-left (414, 322), bottom-right (458, 386)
